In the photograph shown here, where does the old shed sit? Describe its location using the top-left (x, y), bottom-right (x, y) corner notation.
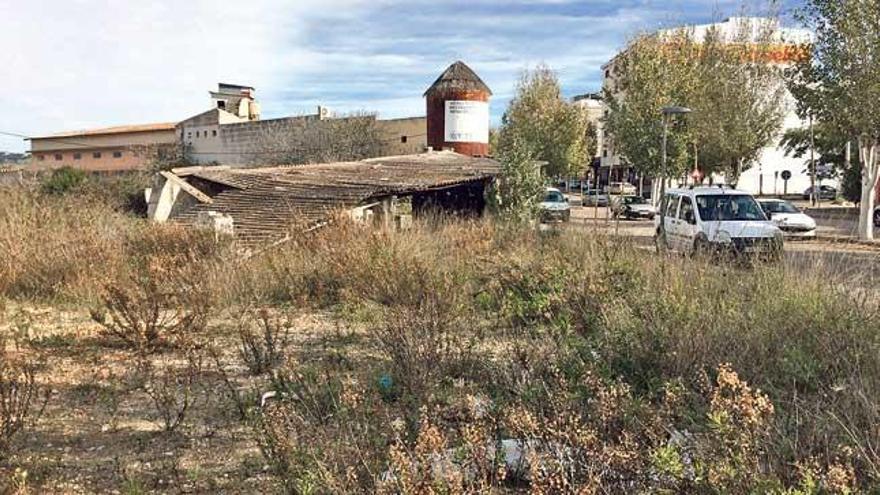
top-left (147, 150), bottom-right (500, 246)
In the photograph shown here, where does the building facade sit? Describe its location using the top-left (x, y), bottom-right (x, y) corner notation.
top-left (600, 17), bottom-right (821, 196)
top-left (28, 123), bottom-right (177, 172)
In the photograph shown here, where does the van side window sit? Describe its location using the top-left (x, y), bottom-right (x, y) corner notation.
top-left (679, 196), bottom-right (695, 223)
top-left (665, 195), bottom-right (679, 218)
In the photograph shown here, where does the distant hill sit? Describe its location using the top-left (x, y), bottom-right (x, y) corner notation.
top-left (0, 151), bottom-right (28, 164)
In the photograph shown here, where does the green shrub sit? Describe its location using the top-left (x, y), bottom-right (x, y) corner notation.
top-left (40, 166), bottom-right (87, 195)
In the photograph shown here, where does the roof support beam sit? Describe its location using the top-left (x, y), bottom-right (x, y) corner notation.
top-left (160, 171), bottom-right (213, 204)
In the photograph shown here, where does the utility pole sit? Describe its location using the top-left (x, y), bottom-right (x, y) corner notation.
top-left (809, 113), bottom-right (818, 206)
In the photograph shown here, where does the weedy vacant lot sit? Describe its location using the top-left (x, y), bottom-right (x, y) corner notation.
top-left (1, 184), bottom-right (879, 493)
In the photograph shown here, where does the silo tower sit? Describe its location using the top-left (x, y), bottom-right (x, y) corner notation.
top-left (424, 61), bottom-right (492, 157)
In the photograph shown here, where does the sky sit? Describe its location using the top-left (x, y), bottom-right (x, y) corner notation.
top-left (0, 0), bottom-right (804, 153)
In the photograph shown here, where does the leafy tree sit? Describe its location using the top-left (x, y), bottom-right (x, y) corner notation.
top-left (604, 20), bottom-right (787, 190)
top-left (489, 135), bottom-right (543, 224)
top-left (780, 123), bottom-right (862, 202)
top-left (789, 0), bottom-right (880, 239)
top-left (689, 23), bottom-right (787, 181)
top-left (497, 65), bottom-right (591, 178)
top-left (603, 33), bottom-right (696, 188)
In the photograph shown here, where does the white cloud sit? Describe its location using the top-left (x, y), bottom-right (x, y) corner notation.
top-left (0, 0), bottom-right (361, 151)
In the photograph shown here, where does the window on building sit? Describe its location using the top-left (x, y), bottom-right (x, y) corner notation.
top-left (217, 100), bottom-right (226, 110)
top-left (93, 152), bottom-right (101, 159)
top-left (36, 154), bottom-right (45, 161)
top-left (73, 153), bottom-right (82, 160)
top-left (187, 132), bottom-right (192, 139)
top-left (605, 69), bottom-right (610, 78)
top-left (400, 135), bottom-right (408, 144)
top-left (212, 130), bottom-right (217, 137)
top-left (113, 151), bottom-right (122, 158)
top-left (603, 150), bottom-right (608, 158)
top-left (54, 153), bottom-right (63, 161)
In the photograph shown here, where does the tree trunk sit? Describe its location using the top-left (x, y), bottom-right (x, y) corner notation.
top-left (857, 138), bottom-right (878, 241)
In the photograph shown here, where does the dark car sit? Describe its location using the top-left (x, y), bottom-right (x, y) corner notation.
top-left (802, 185), bottom-right (837, 200)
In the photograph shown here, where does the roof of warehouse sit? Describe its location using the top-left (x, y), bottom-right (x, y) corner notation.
top-left (170, 150), bottom-right (500, 246)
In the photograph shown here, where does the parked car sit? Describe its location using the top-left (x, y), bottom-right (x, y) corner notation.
top-left (605, 182), bottom-right (637, 195)
top-left (612, 195), bottom-right (657, 220)
top-left (655, 186), bottom-right (783, 260)
top-left (540, 187), bottom-right (571, 223)
top-left (583, 189), bottom-right (609, 207)
top-left (802, 185), bottom-right (837, 200)
top-left (758, 199), bottom-right (817, 239)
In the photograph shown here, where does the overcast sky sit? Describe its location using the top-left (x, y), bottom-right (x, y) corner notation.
top-left (1, 0), bottom-right (803, 153)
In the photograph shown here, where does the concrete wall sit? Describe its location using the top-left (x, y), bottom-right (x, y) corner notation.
top-left (376, 117), bottom-right (427, 156)
top-left (182, 114), bottom-right (427, 165)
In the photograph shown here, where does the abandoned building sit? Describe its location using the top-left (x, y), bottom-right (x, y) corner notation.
top-left (178, 84), bottom-right (428, 166)
top-left (147, 150), bottom-right (500, 247)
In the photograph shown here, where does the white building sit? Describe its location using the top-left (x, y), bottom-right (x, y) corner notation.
top-left (601, 17), bottom-right (826, 196)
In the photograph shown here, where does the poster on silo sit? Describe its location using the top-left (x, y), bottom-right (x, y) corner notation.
top-left (444, 100), bottom-right (489, 143)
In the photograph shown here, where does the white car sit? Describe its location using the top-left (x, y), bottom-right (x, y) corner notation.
top-left (605, 182), bottom-right (637, 195)
top-left (539, 187), bottom-right (571, 223)
top-left (655, 186), bottom-right (784, 259)
top-left (758, 199), bottom-right (817, 239)
top-left (611, 195), bottom-right (656, 220)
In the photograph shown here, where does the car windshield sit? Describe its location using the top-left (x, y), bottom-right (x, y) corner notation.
top-left (760, 201), bottom-right (799, 214)
top-left (623, 196), bottom-right (647, 205)
top-left (544, 190), bottom-right (565, 203)
top-left (696, 194), bottom-right (767, 221)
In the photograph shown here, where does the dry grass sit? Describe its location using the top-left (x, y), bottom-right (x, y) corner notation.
top-left (0, 185), bottom-right (878, 492)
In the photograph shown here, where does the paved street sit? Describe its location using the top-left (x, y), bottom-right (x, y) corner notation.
top-left (565, 203), bottom-right (880, 285)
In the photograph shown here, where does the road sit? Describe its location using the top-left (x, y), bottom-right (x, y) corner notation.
top-left (565, 204), bottom-right (880, 285)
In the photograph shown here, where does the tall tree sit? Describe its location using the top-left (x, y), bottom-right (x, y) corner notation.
top-left (604, 20), bottom-right (787, 190)
top-left (497, 65), bottom-right (591, 178)
top-left (603, 32), bottom-right (696, 189)
top-left (689, 23), bottom-right (787, 181)
top-left (789, 0), bottom-right (880, 240)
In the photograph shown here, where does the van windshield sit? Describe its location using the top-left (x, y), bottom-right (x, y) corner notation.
top-left (696, 194), bottom-right (767, 222)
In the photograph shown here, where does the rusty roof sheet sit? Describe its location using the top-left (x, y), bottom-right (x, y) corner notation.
top-left (172, 151), bottom-right (500, 247)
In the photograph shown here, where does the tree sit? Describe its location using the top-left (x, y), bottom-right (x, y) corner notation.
top-left (489, 135), bottom-right (543, 224)
top-left (603, 32), bottom-right (698, 192)
top-left (604, 19), bottom-right (787, 191)
top-left (497, 66), bottom-right (591, 178)
top-left (781, 123), bottom-right (862, 202)
top-left (789, 0), bottom-right (880, 240)
top-left (689, 23), bottom-right (787, 181)
top-left (249, 113), bottom-right (383, 166)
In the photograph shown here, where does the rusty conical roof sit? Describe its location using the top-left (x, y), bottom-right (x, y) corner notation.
top-left (424, 61), bottom-right (492, 97)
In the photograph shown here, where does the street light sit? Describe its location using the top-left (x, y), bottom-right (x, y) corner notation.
top-left (657, 105), bottom-right (692, 251)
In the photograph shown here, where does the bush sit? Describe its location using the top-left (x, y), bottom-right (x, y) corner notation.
top-left (40, 166), bottom-right (87, 195)
top-left (0, 345), bottom-right (41, 460)
top-left (236, 308), bottom-right (292, 375)
top-left (140, 350), bottom-right (203, 433)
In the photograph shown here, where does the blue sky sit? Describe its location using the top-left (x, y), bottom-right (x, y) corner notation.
top-left (0, 0), bottom-right (804, 153)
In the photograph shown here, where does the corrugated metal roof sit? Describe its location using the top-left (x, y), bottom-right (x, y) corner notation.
top-left (171, 151), bottom-right (500, 246)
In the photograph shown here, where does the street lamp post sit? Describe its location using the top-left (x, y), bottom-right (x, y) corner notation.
top-left (657, 106), bottom-right (692, 251)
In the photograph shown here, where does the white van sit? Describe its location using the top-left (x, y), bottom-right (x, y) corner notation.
top-left (655, 186), bottom-right (784, 259)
